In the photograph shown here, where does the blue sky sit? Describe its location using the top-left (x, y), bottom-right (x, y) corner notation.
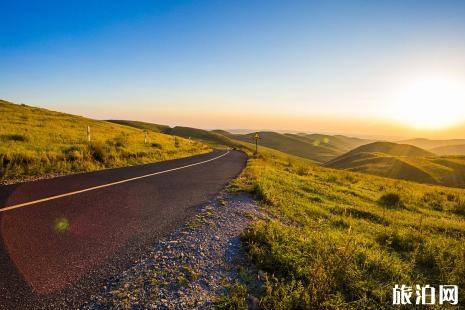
top-left (2, 0), bottom-right (465, 136)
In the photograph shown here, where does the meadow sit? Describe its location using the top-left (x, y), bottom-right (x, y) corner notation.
top-left (223, 147), bottom-right (465, 309)
top-left (0, 100), bottom-right (210, 182)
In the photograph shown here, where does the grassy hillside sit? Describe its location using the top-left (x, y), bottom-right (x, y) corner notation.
top-left (325, 142), bottom-right (465, 187)
top-left (232, 131), bottom-right (343, 163)
top-left (336, 141), bottom-right (434, 157)
top-left (431, 144), bottom-right (465, 155)
top-left (210, 129), bottom-right (233, 136)
top-left (106, 120), bottom-right (243, 149)
top-left (0, 100), bottom-right (210, 182)
top-left (399, 138), bottom-right (465, 150)
top-left (297, 133), bottom-right (371, 151)
top-left (107, 120), bottom-right (170, 133)
top-left (221, 147), bottom-right (465, 309)
top-left (167, 126), bottom-right (237, 147)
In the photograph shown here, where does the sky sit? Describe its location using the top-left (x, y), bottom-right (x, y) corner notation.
top-left (2, 0), bottom-right (465, 138)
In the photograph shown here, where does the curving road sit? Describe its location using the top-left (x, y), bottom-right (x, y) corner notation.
top-left (0, 150), bottom-right (247, 309)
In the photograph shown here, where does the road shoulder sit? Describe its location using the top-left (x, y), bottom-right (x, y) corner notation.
top-left (85, 192), bottom-right (265, 309)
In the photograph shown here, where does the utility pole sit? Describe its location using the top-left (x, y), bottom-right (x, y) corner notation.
top-left (87, 125), bottom-right (91, 143)
top-left (254, 132), bottom-right (260, 155)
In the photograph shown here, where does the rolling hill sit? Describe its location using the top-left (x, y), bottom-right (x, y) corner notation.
top-left (168, 126), bottom-right (242, 148)
top-left (325, 141), bottom-right (465, 187)
top-left (331, 141), bottom-right (434, 158)
top-left (296, 133), bottom-right (372, 151)
top-left (430, 144), bottom-right (465, 155)
top-left (0, 100), bottom-right (209, 183)
top-left (110, 121), bottom-right (243, 149)
top-left (399, 138), bottom-right (465, 150)
top-left (230, 131), bottom-right (371, 163)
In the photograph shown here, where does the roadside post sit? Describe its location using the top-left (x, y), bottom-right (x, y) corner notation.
top-left (253, 132), bottom-right (260, 155)
top-left (144, 130), bottom-right (148, 144)
top-left (87, 125), bottom-right (91, 143)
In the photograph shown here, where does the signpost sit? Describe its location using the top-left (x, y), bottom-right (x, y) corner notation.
top-left (253, 132), bottom-right (260, 154)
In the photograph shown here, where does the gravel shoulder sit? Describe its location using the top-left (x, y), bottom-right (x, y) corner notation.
top-left (85, 192), bottom-right (265, 309)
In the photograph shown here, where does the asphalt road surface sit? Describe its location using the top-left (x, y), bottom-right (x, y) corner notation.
top-left (0, 150), bottom-right (247, 309)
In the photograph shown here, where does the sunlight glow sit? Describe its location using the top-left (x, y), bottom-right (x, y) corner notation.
top-left (389, 76), bottom-right (465, 129)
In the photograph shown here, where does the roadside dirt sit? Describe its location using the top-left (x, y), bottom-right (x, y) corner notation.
top-left (84, 192), bottom-right (265, 309)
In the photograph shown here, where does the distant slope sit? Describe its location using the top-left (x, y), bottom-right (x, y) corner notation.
top-left (0, 100), bottom-right (209, 182)
top-left (297, 133), bottom-right (372, 151)
top-left (399, 138), bottom-right (465, 150)
top-left (232, 131), bottom-right (343, 162)
top-left (430, 144), bottom-right (465, 155)
top-left (168, 126), bottom-right (242, 148)
top-left (326, 141), bottom-right (465, 187)
top-left (108, 120), bottom-right (170, 133)
top-left (106, 121), bottom-right (243, 149)
top-left (211, 129), bottom-right (233, 136)
top-left (333, 141), bottom-right (434, 158)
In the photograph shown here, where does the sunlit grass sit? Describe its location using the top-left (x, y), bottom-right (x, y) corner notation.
top-left (0, 100), bottom-right (211, 181)
top-left (231, 147), bottom-right (465, 309)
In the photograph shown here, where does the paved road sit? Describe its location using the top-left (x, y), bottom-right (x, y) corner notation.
top-left (0, 150), bottom-right (247, 309)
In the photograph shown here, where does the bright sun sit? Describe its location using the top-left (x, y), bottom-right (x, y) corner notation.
top-left (390, 76), bottom-right (465, 129)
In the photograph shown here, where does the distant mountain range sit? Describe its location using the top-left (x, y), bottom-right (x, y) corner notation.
top-left (110, 119), bottom-right (465, 188)
top-left (398, 138), bottom-right (465, 154)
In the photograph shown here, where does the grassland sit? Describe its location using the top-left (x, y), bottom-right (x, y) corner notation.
top-left (220, 147), bottom-right (465, 309)
top-left (326, 142), bottom-right (465, 188)
top-left (168, 126), bottom-right (243, 148)
top-left (0, 100), bottom-right (210, 182)
top-left (107, 120), bottom-right (171, 133)
top-left (108, 121), bottom-right (244, 149)
top-left (232, 131), bottom-right (357, 163)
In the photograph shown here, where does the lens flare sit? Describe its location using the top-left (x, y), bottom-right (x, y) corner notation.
top-left (54, 217), bottom-right (69, 233)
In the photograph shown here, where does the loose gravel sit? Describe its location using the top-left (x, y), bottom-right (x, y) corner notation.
top-left (84, 192), bottom-right (265, 309)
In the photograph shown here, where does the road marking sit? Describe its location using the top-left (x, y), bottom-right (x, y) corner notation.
top-left (0, 150), bottom-right (231, 213)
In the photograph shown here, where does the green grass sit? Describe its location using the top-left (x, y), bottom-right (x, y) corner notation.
top-left (109, 121), bottom-right (243, 149)
top-left (0, 100), bottom-right (210, 181)
top-left (229, 147), bottom-right (465, 309)
top-left (107, 120), bottom-right (171, 133)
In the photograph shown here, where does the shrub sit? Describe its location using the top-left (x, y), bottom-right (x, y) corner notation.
top-left (452, 200), bottom-right (465, 216)
top-left (89, 142), bottom-right (109, 163)
top-left (378, 193), bottom-right (403, 208)
top-left (295, 165), bottom-right (309, 176)
top-left (64, 146), bottom-right (83, 161)
top-left (0, 134), bottom-right (28, 142)
top-left (151, 142), bottom-right (163, 149)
